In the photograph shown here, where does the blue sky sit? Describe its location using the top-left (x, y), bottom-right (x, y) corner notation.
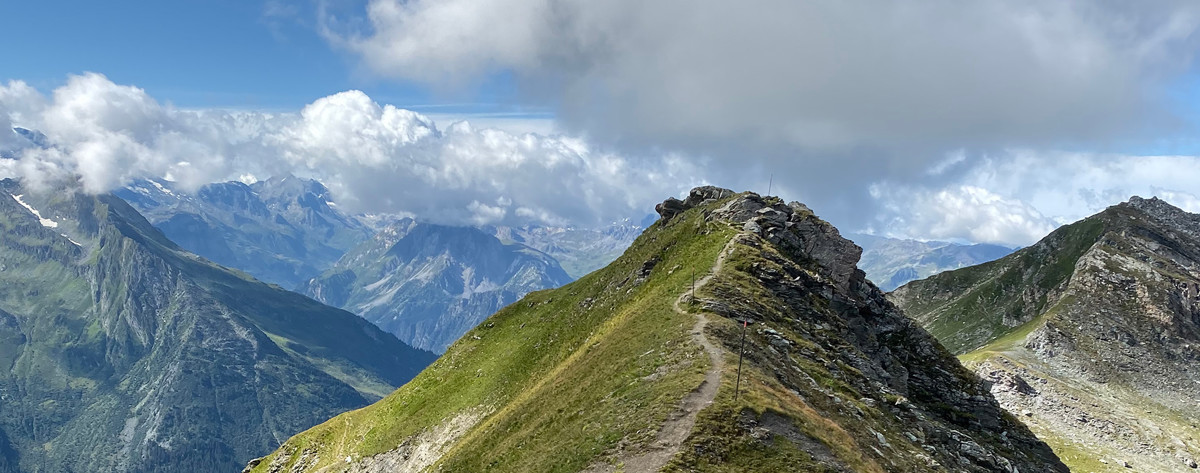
top-left (0, 0), bottom-right (545, 118)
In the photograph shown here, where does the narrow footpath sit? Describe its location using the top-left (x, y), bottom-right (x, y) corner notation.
top-left (583, 237), bottom-right (738, 473)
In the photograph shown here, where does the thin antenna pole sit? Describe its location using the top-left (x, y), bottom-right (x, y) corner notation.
top-left (767, 174), bottom-right (773, 196)
top-left (734, 319), bottom-right (748, 401)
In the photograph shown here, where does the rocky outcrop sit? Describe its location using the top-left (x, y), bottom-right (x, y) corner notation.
top-left (669, 189), bottom-right (1066, 472)
top-left (654, 186), bottom-right (734, 219)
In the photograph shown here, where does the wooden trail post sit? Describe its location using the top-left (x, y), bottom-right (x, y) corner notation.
top-left (734, 318), bottom-right (752, 401)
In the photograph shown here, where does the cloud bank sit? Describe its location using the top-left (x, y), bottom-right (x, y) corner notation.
top-left (6, 73), bottom-right (1200, 246)
top-left (320, 0), bottom-right (1200, 243)
top-left (0, 73), bottom-right (700, 226)
top-left (338, 0), bottom-right (1199, 150)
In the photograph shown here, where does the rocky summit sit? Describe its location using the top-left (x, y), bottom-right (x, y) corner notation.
top-left (0, 179), bottom-right (434, 473)
top-left (250, 187), bottom-right (1064, 473)
top-left (892, 196), bottom-right (1200, 472)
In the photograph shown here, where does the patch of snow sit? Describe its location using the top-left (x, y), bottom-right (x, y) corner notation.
top-left (148, 180), bottom-right (174, 196)
top-left (61, 234), bottom-right (81, 246)
top-left (12, 194), bottom-right (58, 228)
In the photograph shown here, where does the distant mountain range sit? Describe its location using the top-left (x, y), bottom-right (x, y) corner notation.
top-left (0, 179), bottom-right (433, 472)
top-left (486, 221), bottom-right (643, 279)
top-left (892, 197), bottom-right (1200, 472)
top-left (303, 219), bottom-right (573, 353)
top-left (117, 176), bottom-right (638, 354)
top-left (848, 233), bottom-right (1014, 291)
top-left (116, 176), bottom-right (372, 289)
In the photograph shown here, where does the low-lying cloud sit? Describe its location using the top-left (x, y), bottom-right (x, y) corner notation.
top-left (0, 73), bottom-right (701, 226)
top-left (870, 150), bottom-right (1200, 245)
top-left (7, 74), bottom-right (1200, 247)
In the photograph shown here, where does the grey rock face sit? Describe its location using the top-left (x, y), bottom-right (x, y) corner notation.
top-left (705, 191), bottom-right (864, 290)
top-left (660, 189), bottom-right (1067, 472)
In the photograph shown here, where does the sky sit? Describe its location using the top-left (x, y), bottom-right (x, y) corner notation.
top-left (4, 0), bottom-right (1200, 246)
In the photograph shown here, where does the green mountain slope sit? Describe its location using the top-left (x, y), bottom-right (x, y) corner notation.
top-left (302, 219), bottom-right (573, 353)
top-left (0, 180), bottom-right (435, 473)
top-left (889, 217), bottom-right (1104, 354)
top-left (891, 197), bottom-right (1200, 472)
top-left (250, 187), bottom-right (1064, 473)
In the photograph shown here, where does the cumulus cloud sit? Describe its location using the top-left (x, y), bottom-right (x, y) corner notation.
top-left (0, 74), bottom-right (236, 192)
top-left (870, 184), bottom-right (1056, 246)
top-left (7, 72), bottom-right (1200, 245)
top-left (326, 0), bottom-right (1200, 236)
top-left (0, 73), bottom-right (701, 227)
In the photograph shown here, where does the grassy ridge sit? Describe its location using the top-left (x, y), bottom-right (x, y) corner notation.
top-left (259, 191), bottom-right (1066, 472)
top-left (893, 217), bottom-right (1105, 354)
top-left (255, 201), bottom-right (738, 472)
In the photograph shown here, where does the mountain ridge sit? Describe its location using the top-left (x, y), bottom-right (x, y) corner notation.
top-left (891, 196), bottom-right (1200, 471)
top-left (0, 179), bottom-right (434, 472)
top-left (848, 232), bottom-right (1013, 291)
top-left (249, 186), bottom-right (1065, 473)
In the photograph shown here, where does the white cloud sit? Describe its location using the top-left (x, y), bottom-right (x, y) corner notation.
top-left (10, 74), bottom-right (1200, 246)
top-left (323, 0), bottom-right (1200, 238)
top-left (869, 150), bottom-right (1200, 246)
top-left (329, 0), bottom-right (1200, 157)
top-left (0, 73), bottom-right (698, 227)
top-left (0, 74), bottom-right (227, 193)
top-left (871, 184), bottom-right (1056, 246)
